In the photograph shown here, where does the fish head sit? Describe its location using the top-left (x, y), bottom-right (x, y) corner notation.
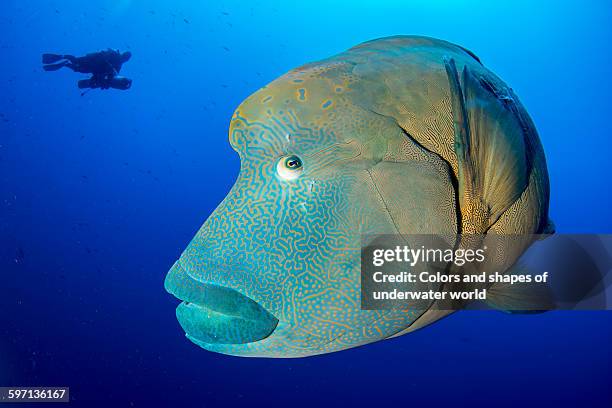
top-left (165, 48), bottom-right (461, 357)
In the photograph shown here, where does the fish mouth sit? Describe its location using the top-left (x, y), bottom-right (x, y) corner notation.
top-left (165, 262), bottom-right (279, 345)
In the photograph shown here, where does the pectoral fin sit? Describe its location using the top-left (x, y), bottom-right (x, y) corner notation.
top-left (444, 58), bottom-right (529, 233)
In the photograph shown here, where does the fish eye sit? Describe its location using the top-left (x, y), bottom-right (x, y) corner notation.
top-left (276, 155), bottom-right (304, 180)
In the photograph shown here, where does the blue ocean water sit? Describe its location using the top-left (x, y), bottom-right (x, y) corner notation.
top-left (1, 0), bottom-right (611, 406)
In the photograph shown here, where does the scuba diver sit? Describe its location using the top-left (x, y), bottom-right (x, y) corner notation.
top-left (42, 49), bottom-right (133, 92)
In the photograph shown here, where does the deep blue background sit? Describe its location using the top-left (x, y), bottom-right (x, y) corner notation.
top-left (1, 1), bottom-right (611, 406)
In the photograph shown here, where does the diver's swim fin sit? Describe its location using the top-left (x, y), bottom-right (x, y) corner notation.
top-left (43, 62), bottom-right (66, 71)
top-left (42, 53), bottom-right (64, 64)
top-left (444, 58), bottom-right (529, 233)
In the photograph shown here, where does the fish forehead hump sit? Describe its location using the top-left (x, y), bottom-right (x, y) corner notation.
top-left (228, 62), bottom-right (362, 157)
top-left (231, 36), bottom-right (483, 171)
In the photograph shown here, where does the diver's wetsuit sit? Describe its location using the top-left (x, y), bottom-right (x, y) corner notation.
top-left (42, 49), bottom-right (132, 91)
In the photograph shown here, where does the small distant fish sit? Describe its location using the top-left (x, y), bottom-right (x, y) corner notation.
top-left (183, 18), bottom-right (190, 24)
top-left (222, 46), bottom-right (230, 52)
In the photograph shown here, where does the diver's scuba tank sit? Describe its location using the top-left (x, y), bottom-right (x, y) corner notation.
top-left (77, 76), bottom-right (132, 90)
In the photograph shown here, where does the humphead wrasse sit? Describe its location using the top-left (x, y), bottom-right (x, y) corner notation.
top-left (165, 36), bottom-right (552, 357)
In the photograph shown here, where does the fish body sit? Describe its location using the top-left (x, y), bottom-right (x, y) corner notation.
top-left (165, 36), bottom-right (551, 357)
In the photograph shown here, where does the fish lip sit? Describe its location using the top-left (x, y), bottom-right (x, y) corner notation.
top-left (165, 261), bottom-right (279, 345)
